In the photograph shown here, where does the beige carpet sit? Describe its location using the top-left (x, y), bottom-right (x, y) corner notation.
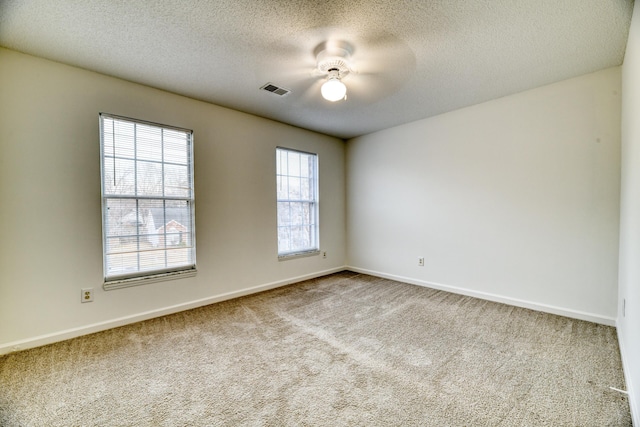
top-left (0, 272), bottom-right (632, 426)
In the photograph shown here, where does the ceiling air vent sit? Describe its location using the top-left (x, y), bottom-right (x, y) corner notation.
top-left (260, 83), bottom-right (290, 96)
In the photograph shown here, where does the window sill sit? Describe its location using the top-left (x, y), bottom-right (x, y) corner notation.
top-left (278, 250), bottom-right (320, 261)
top-left (103, 268), bottom-right (197, 291)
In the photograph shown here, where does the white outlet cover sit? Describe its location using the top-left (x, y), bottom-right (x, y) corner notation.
top-left (81, 288), bottom-right (94, 303)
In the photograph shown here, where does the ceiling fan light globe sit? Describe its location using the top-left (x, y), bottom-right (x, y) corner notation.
top-left (321, 79), bottom-right (347, 102)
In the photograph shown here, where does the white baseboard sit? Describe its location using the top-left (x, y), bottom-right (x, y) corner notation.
top-left (0, 266), bottom-right (347, 356)
top-left (617, 326), bottom-right (639, 426)
top-left (346, 266), bottom-right (616, 326)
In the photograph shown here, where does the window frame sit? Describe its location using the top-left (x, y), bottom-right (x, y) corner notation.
top-left (99, 113), bottom-right (196, 289)
top-left (276, 147), bottom-right (320, 259)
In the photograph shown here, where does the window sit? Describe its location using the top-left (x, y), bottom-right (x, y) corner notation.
top-left (100, 113), bottom-right (196, 288)
top-left (276, 147), bottom-right (319, 258)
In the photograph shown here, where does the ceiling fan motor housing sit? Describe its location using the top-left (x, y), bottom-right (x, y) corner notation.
top-left (315, 41), bottom-right (352, 78)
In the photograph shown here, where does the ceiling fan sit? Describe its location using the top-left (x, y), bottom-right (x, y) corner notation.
top-left (258, 27), bottom-right (416, 106)
top-left (314, 41), bottom-right (353, 102)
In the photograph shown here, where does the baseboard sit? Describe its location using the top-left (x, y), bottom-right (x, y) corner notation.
top-left (0, 266), bottom-right (347, 356)
top-left (346, 266), bottom-right (616, 326)
top-left (617, 325), bottom-right (639, 426)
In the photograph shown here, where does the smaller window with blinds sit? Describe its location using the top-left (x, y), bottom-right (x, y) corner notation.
top-left (99, 113), bottom-right (196, 288)
top-left (276, 147), bottom-right (319, 258)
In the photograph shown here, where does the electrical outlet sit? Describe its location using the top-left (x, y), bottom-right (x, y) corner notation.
top-left (323, 251), bottom-right (327, 259)
top-left (81, 288), bottom-right (94, 303)
top-left (418, 257), bottom-right (424, 267)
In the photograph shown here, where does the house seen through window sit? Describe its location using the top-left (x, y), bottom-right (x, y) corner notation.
top-left (100, 113), bottom-right (196, 285)
top-left (276, 147), bottom-right (319, 258)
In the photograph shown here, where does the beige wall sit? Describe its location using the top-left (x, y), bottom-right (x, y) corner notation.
top-left (619, 1), bottom-right (640, 422)
top-left (347, 67), bottom-right (621, 324)
top-left (0, 48), bottom-right (346, 352)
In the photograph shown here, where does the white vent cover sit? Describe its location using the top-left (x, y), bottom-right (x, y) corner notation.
top-left (260, 83), bottom-right (290, 96)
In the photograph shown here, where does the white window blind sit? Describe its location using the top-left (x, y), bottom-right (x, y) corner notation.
top-left (100, 113), bottom-right (196, 284)
top-left (276, 147), bottom-right (319, 258)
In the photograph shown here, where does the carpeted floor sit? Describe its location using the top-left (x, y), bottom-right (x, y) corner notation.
top-left (0, 271), bottom-right (632, 426)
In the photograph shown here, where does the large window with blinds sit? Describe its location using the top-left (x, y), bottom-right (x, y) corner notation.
top-left (99, 113), bottom-right (196, 287)
top-left (276, 147), bottom-right (319, 258)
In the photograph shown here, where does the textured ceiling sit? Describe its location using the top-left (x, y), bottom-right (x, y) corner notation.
top-left (0, 0), bottom-right (634, 139)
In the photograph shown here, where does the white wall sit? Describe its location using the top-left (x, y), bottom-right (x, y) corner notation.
top-left (0, 48), bottom-right (346, 353)
top-left (619, 1), bottom-right (640, 422)
top-left (347, 67), bottom-right (621, 325)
